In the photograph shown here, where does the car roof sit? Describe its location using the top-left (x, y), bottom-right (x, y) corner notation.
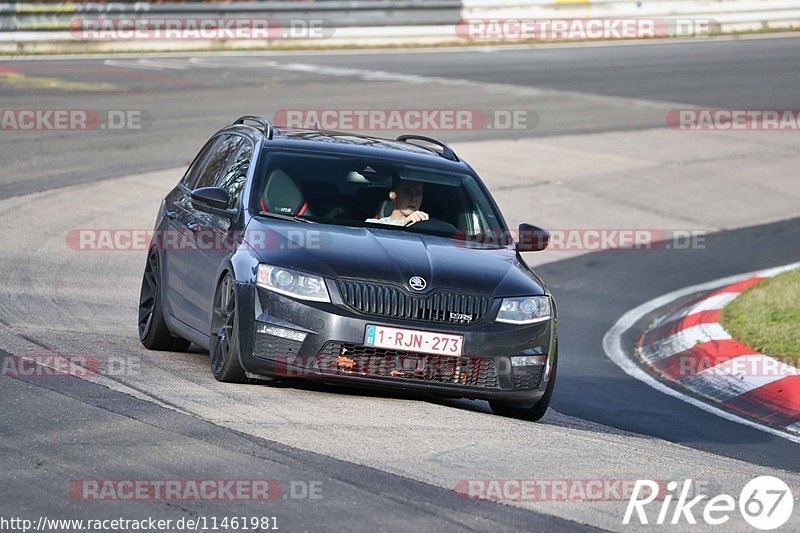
top-left (221, 125), bottom-right (473, 172)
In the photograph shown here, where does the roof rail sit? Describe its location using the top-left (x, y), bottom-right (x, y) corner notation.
top-left (396, 135), bottom-right (459, 162)
top-left (234, 115), bottom-right (274, 140)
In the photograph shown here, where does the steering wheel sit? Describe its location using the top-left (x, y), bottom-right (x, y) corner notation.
top-left (403, 218), bottom-right (458, 234)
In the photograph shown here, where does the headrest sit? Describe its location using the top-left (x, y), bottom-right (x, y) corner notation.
top-left (377, 199), bottom-right (393, 218)
top-left (262, 169), bottom-right (305, 215)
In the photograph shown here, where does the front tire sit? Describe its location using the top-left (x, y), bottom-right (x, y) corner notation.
top-left (138, 249), bottom-right (191, 352)
top-left (209, 273), bottom-right (249, 383)
top-left (490, 352), bottom-right (557, 422)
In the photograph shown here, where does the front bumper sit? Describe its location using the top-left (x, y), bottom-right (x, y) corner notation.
top-left (235, 282), bottom-right (557, 403)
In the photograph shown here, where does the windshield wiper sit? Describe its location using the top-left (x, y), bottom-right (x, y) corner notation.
top-left (258, 211), bottom-right (314, 223)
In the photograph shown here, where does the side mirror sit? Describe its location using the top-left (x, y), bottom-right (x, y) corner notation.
top-left (516, 223), bottom-right (550, 252)
top-left (191, 187), bottom-right (232, 216)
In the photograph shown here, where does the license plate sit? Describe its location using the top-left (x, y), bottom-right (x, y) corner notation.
top-left (364, 325), bottom-right (463, 357)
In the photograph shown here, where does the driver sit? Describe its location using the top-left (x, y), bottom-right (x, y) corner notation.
top-left (366, 180), bottom-right (429, 226)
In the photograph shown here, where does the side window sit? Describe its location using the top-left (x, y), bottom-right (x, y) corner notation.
top-left (216, 140), bottom-right (253, 209)
top-left (192, 135), bottom-right (243, 190)
top-left (180, 137), bottom-right (220, 189)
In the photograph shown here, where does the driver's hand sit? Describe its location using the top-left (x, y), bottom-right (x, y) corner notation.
top-left (403, 210), bottom-right (429, 225)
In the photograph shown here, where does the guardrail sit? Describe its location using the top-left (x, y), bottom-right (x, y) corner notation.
top-left (463, 0), bottom-right (800, 35)
top-left (0, 1), bottom-right (464, 31)
top-left (0, 1), bottom-right (797, 54)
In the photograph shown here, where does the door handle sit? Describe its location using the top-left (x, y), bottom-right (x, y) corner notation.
top-left (187, 222), bottom-right (200, 232)
top-left (165, 210), bottom-right (177, 220)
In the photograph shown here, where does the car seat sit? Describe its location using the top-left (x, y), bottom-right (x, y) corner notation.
top-left (260, 169), bottom-right (309, 216)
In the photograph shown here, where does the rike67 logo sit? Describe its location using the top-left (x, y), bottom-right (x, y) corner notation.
top-left (624, 476), bottom-right (794, 529)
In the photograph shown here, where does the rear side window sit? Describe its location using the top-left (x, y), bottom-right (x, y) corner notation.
top-left (215, 140), bottom-right (253, 209)
top-left (191, 135), bottom-right (243, 190)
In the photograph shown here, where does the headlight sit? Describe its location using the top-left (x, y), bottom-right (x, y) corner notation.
top-left (257, 264), bottom-right (330, 302)
top-left (496, 296), bottom-right (551, 324)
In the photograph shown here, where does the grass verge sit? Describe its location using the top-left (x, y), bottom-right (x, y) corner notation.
top-left (721, 268), bottom-right (800, 368)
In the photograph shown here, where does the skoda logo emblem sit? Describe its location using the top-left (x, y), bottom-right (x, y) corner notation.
top-left (409, 276), bottom-right (427, 291)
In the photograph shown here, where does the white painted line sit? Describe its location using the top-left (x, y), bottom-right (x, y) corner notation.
top-left (602, 261), bottom-right (800, 445)
top-left (275, 62), bottom-right (431, 84)
top-left (759, 263), bottom-right (800, 278)
top-left (260, 60), bottom-right (692, 109)
top-left (104, 59), bottom-right (164, 71)
top-left (682, 355), bottom-right (798, 403)
top-left (104, 58), bottom-right (192, 71)
top-left (137, 58), bottom-right (190, 70)
top-left (2, 52), bottom-right (696, 110)
top-left (640, 323), bottom-right (731, 362)
top-left (189, 57), bottom-right (282, 70)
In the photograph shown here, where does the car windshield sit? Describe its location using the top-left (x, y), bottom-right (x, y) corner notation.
top-left (251, 150), bottom-right (510, 244)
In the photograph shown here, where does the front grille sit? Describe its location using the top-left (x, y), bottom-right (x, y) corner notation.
top-left (513, 366), bottom-right (544, 390)
top-left (336, 280), bottom-right (492, 325)
top-left (253, 332), bottom-right (303, 360)
top-left (315, 342), bottom-right (500, 389)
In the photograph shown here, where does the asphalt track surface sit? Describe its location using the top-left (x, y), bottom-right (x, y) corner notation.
top-left (1, 36), bottom-right (799, 531)
top-left (3, 36), bottom-right (800, 198)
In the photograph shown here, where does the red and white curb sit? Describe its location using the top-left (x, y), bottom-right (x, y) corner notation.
top-left (604, 262), bottom-right (800, 443)
top-left (638, 267), bottom-right (800, 434)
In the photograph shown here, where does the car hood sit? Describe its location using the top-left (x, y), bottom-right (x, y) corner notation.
top-left (245, 219), bottom-right (546, 297)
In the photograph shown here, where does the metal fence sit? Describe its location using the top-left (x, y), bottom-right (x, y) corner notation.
top-left (0, 0), bottom-right (798, 53)
top-left (0, 1), bottom-right (463, 31)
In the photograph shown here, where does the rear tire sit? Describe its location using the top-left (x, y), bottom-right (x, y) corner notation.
top-left (490, 352), bottom-right (557, 422)
top-left (210, 273), bottom-right (249, 383)
top-left (138, 249), bottom-right (191, 352)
